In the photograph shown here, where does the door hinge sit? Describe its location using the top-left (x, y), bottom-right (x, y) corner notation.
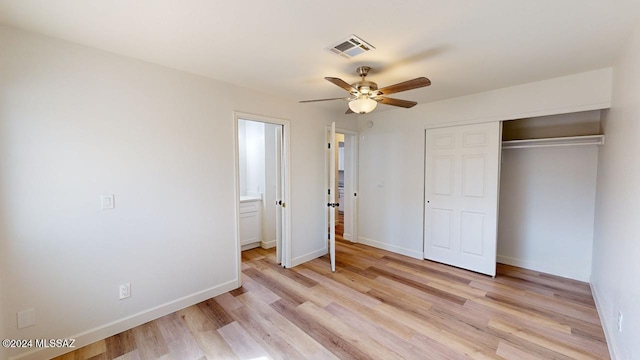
top-left (328, 233), bottom-right (331, 239)
top-left (328, 189), bottom-right (330, 195)
top-left (328, 143), bottom-right (331, 149)
top-left (354, 192), bottom-right (357, 197)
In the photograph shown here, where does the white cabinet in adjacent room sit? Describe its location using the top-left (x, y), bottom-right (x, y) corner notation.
top-left (240, 197), bottom-right (262, 250)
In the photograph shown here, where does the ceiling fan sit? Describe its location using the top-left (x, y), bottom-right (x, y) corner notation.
top-left (300, 66), bottom-right (431, 114)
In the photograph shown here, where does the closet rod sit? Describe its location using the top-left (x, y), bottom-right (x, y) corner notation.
top-left (502, 135), bottom-right (604, 150)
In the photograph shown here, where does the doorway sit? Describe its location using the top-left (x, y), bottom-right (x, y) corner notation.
top-left (234, 112), bottom-right (291, 280)
top-left (326, 125), bottom-right (359, 270)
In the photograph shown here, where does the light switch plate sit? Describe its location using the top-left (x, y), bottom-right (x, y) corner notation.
top-left (101, 194), bottom-right (115, 210)
top-left (17, 308), bottom-right (35, 329)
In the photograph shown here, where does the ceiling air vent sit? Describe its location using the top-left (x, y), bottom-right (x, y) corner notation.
top-left (327, 35), bottom-right (375, 59)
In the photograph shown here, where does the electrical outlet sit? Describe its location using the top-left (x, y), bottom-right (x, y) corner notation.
top-left (119, 283), bottom-right (131, 300)
top-left (617, 311), bottom-right (623, 332)
top-left (101, 194), bottom-right (115, 210)
top-left (17, 308), bottom-right (36, 329)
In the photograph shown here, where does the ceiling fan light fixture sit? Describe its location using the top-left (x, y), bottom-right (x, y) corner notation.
top-left (349, 97), bottom-right (377, 114)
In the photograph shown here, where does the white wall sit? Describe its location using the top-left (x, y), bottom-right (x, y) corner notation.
top-left (244, 120), bottom-right (266, 197)
top-left (357, 68), bottom-right (612, 260)
top-left (237, 120), bottom-right (248, 196)
top-left (0, 25), bottom-right (353, 360)
top-left (591, 21), bottom-right (640, 359)
top-left (498, 145), bottom-right (599, 281)
top-left (0, 265), bottom-right (6, 360)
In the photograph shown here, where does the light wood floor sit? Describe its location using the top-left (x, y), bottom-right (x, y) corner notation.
top-left (54, 240), bottom-right (609, 359)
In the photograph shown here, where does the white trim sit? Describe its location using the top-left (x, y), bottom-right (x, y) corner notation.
top-left (502, 135), bottom-right (604, 149)
top-left (358, 237), bottom-right (423, 260)
top-left (233, 113), bottom-right (242, 285)
top-left (290, 247), bottom-right (328, 268)
top-left (10, 280), bottom-right (238, 360)
top-left (496, 255), bottom-right (590, 282)
top-left (591, 281), bottom-right (620, 360)
top-left (261, 239), bottom-right (276, 249)
top-left (342, 233), bottom-right (353, 241)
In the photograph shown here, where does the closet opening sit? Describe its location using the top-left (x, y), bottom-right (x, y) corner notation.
top-left (498, 110), bottom-right (604, 282)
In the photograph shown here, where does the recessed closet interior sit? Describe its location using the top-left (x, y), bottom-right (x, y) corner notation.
top-left (498, 110), bottom-right (604, 281)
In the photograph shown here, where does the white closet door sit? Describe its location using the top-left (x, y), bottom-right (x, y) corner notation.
top-left (424, 122), bottom-right (501, 276)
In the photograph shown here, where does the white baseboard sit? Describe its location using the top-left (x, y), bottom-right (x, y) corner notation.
top-left (241, 242), bottom-right (260, 251)
top-left (261, 239), bottom-right (276, 249)
top-left (342, 233), bottom-right (352, 241)
top-left (358, 237), bottom-right (423, 260)
top-left (290, 247), bottom-right (327, 268)
top-left (590, 281), bottom-right (619, 360)
top-left (496, 254), bottom-right (590, 282)
top-left (10, 279), bottom-right (239, 360)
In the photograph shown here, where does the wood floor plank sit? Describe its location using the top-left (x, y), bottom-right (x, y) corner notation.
top-left (196, 298), bottom-right (235, 330)
top-left (489, 319), bottom-right (600, 360)
top-left (382, 255), bottom-right (473, 285)
top-left (496, 340), bottom-right (549, 360)
top-left (255, 258), bottom-right (319, 288)
top-left (296, 301), bottom-right (406, 360)
top-left (230, 304), bottom-right (305, 360)
top-left (105, 330), bottom-right (136, 359)
top-left (58, 243), bottom-right (610, 360)
top-left (217, 321), bottom-right (272, 360)
top-left (156, 313), bottom-right (206, 360)
top-left (296, 267), bottom-right (381, 308)
top-left (237, 272), bottom-right (281, 304)
top-left (367, 266), bottom-right (468, 305)
top-left (113, 350), bottom-right (141, 360)
top-left (178, 305), bottom-right (239, 360)
top-left (386, 261), bottom-right (487, 298)
top-left (237, 292), bottom-right (339, 360)
top-left (130, 321), bottom-right (169, 360)
top-left (324, 301), bottom-right (426, 359)
top-left (270, 298), bottom-right (373, 359)
top-left (242, 267), bottom-right (307, 306)
top-left (212, 292), bottom-right (243, 312)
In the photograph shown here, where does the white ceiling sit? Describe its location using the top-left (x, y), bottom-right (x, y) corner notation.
top-left (1, 0), bottom-right (639, 113)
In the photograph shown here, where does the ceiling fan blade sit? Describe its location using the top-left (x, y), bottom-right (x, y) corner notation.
top-left (377, 77), bottom-right (431, 96)
top-left (325, 77), bottom-right (358, 93)
top-left (345, 108), bottom-right (354, 114)
top-left (299, 97), bottom-right (348, 103)
top-left (376, 97), bottom-right (418, 108)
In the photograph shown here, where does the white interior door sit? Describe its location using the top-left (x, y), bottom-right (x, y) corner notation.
top-left (275, 126), bottom-right (283, 264)
top-left (327, 122), bottom-right (336, 272)
top-left (424, 122), bottom-right (501, 276)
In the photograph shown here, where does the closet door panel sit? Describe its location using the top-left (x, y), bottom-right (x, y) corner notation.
top-left (424, 122), bottom-right (501, 276)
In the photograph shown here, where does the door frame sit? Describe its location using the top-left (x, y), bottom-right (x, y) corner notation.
top-left (233, 111), bottom-right (292, 285)
top-left (324, 126), bottom-right (360, 246)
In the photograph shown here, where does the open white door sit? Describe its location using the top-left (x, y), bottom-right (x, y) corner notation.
top-left (327, 122), bottom-right (336, 272)
top-left (424, 122), bottom-right (501, 276)
top-left (275, 126), bottom-right (283, 264)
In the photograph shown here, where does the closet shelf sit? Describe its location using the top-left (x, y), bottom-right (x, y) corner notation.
top-left (502, 135), bottom-right (604, 149)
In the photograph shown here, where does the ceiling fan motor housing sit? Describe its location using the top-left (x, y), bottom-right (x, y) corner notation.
top-left (353, 81), bottom-right (378, 96)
